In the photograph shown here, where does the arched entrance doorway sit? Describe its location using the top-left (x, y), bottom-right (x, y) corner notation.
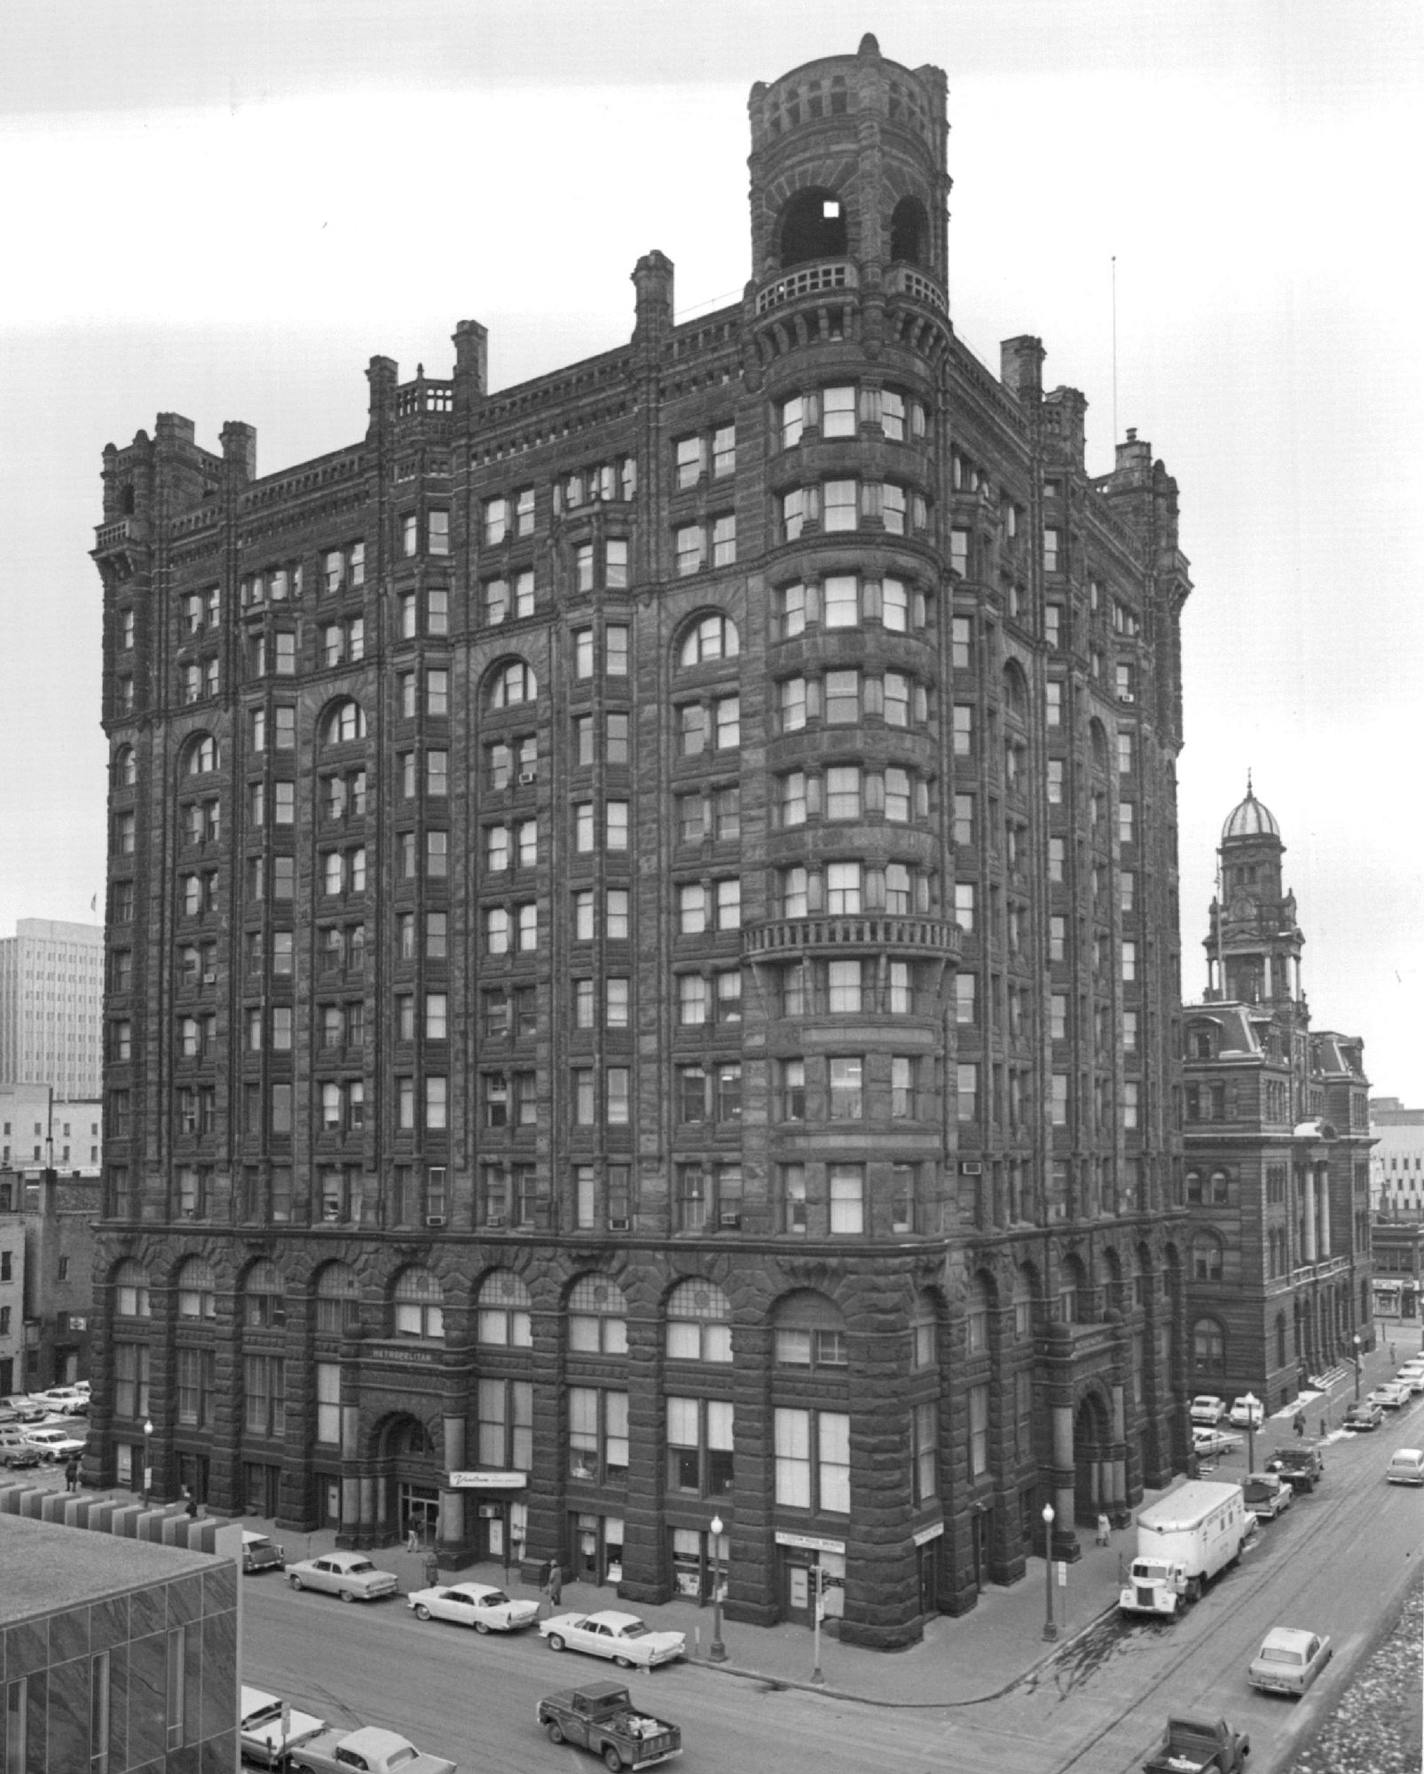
top-left (1072, 1392), bottom-right (1114, 1524)
top-left (375, 1413), bottom-right (442, 1547)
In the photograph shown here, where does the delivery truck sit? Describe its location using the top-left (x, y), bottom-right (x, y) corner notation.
top-left (1119, 1480), bottom-right (1249, 1618)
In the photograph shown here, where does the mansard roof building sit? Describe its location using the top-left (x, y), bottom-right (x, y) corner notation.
top-left (1181, 784), bottom-right (1373, 1411)
top-left (88, 36), bottom-right (1194, 1649)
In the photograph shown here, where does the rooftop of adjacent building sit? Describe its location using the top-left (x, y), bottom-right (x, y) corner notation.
top-left (0, 1510), bottom-right (222, 1623)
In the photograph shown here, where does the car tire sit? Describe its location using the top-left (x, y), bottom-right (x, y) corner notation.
top-left (547, 1633), bottom-right (566, 1651)
top-left (613, 1656), bottom-right (634, 1669)
top-left (339, 1588), bottom-right (356, 1603)
top-left (474, 1620), bottom-right (490, 1634)
top-left (415, 1604), bottom-right (432, 1620)
top-left (546, 1722), bottom-right (565, 1745)
top-left (288, 1574), bottom-right (303, 1591)
top-left (603, 1745), bottom-right (624, 1772)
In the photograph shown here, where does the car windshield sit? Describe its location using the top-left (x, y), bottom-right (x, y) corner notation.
top-left (1132, 1562), bottom-right (1170, 1581)
top-left (244, 1703), bottom-right (281, 1726)
top-left (1260, 1647), bottom-right (1303, 1665)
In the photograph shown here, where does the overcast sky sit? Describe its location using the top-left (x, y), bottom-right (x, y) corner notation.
top-left (1, 0), bottom-right (1419, 1096)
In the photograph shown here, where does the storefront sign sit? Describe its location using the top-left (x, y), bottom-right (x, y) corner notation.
top-left (774, 1530), bottom-right (845, 1554)
top-left (912, 1521), bottom-right (944, 1546)
top-left (447, 1470), bottom-right (527, 1490)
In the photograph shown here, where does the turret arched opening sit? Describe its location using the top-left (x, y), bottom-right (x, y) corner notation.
top-left (779, 187), bottom-right (847, 267)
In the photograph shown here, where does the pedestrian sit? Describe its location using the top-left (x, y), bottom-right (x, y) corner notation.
top-left (1319, 1416), bottom-right (1327, 1440)
top-left (1389, 1340), bottom-right (1396, 1365)
top-left (405, 1522), bottom-right (420, 1554)
top-left (63, 1456), bottom-right (79, 1493)
top-left (1095, 1512), bottom-right (1110, 1548)
top-left (423, 1549), bottom-right (439, 1590)
top-left (184, 1489), bottom-right (198, 1521)
top-left (1292, 1411), bottom-right (1304, 1438)
top-left (548, 1563), bottom-right (563, 1609)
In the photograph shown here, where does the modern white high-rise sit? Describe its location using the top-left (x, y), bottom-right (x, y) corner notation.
top-left (0, 919), bottom-right (104, 1098)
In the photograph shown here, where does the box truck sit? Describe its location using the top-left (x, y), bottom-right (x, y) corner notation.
top-left (1119, 1480), bottom-right (1249, 1618)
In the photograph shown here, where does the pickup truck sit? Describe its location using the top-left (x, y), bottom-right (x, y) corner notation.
top-left (537, 1682), bottom-right (682, 1771)
top-left (278, 1724), bottom-right (456, 1774)
top-left (1141, 1715), bottom-right (1250, 1773)
top-left (1265, 1444), bottom-right (1324, 1493)
top-left (1242, 1471), bottom-right (1292, 1522)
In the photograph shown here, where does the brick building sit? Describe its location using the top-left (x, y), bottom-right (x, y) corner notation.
top-left (1181, 784), bottom-right (1374, 1411)
top-left (88, 36), bottom-right (1194, 1648)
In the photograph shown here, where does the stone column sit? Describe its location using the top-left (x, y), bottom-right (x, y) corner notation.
top-left (439, 1412), bottom-right (466, 1551)
top-left (1302, 1172), bottom-right (1317, 1262)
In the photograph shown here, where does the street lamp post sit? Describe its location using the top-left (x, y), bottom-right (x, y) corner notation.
top-left (1042, 1503), bottom-right (1057, 1641)
top-left (708, 1515), bottom-right (727, 1662)
top-left (1353, 1335), bottom-right (1362, 1402)
top-left (142, 1418), bottom-right (153, 1506)
top-left (1240, 1392), bottom-right (1260, 1472)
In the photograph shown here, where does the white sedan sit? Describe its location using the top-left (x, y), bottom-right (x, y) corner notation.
top-left (285, 1550), bottom-right (399, 1602)
top-left (22, 1424), bottom-right (86, 1461)
top-left (406, 1581), bottom-right (540, 1633)
top-left (238, 1685), bottom-right (326, 1768)
top-left (539, 1609), bottom-right (686, 1669)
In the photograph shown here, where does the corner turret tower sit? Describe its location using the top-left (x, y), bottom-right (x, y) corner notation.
top-left (1205, 779), bottom-right (1304, 1011)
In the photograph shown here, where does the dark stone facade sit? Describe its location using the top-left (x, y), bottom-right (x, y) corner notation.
top-left (88, 37), bottom-right (1192, 1648)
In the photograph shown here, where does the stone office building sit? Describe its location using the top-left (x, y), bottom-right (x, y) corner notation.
top-left (1181, 785), bottom-right (1374, 1412)
top-left (88, 36), bottom-right (1193, 1648)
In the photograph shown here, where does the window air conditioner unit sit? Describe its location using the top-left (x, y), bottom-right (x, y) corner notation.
top-left (202, 971), bottom-right (217, 984)
top-left (959, 1161), bottom-right (983, 1175)
top-left (1117, 692), bottom-right (1135, 705)
top-left (607, 1217), bottom-right (630, 1232)
top-left (518, 770), bottom-right (538, 785)
top-left (719, 1212), bottom-right (742, 1229)
top-left (486, 1215), bottom-right (505, 1228)
top-left (425, 1214), bottom-right (446, 1227)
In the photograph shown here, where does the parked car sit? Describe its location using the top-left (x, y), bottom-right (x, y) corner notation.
top-left (1247, 1625), bottom-right (1332, 1697)
top-left (1266, 1445), bottom-right (1325, 1493)
top-left (33, 1386), bottom-right (89, 1415)
top-left (0, 1395), bottom-right (49, 1424)
top-left (1243, 1471), bottom-right (1293, 1521)
top-left (1394, 1365), bottom-right (1424, 1394)
top-left (539, 1610), bottom-right (687, 1670)
top-left (1370, 1382), bottom-right (1411, 1411)
top-left (22, 1424), bottom-right (87, 1462)
top-left (1344, 1400), bottom-right (1384, 1432)
top-left (1192, 1426), bottom-right (1243, 1459)
top-left (407, 1581), bottom-right (540, 1633)
top-left (240, 1531), bottom-right (287, 1574)
top-left (0, 1427), bottom-right (43, 1468)
top-left (1190, 1395), bottom-right (1227, 1426)
top-left (277, 1723), bottom-right (455, 1774)
top-left (285, 1551), bottom-right (399, 1602)
top-left (1228, 1396), bottom-right (1264, 1428)
top-left (1385, 1447), bottom-right (1424, 1486)
top-left (238, 1684), bottom-right (325, 1767)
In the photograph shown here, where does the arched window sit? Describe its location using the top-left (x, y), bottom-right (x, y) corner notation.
top-left (176, 1257), bottom-right (216, 1320)
top-left (568, 1275), bottom-right (628, 1354)
top-left (1060, 1255), bottom-right (1087, 1324)
top-left (910, 1291), bottom-right (938, 1367)
top-left (324, 698), bottom-right (366, 745)
top-left (965, 1272), bottom-right (994, 1354)
top-left (889, 195), bottom-right (929, 265)
top-left (1192, 1316), bottom-right (1226, 1376)
top-left (1088, 719), bottom-right (1109, 772)
top-left (185, 734), bottom-right (219, 776)
top-left (489, 660), bottom-right (537, 708)
top-left (393, 1266), bottom-right (444, 1340)
top-left (477, 1269), bottom-right (532, 1345)
top-left (1275, 1311), bottom-right (1287, 1368)
top-left (773, 1291), bottom-right (848, 1369)
top-left (1210, 1168), bottom-right (1230, 1204)
top-left (1013, 1265), bottom-right (1037, 1339)
top-left (1192, 1233), bottom-right (1224, 1283)
top-left (666, 1278), bottom-right (732, 1362)
top-left (1185, 1169), bottom-right (1203, 1204)
top-left (779, 187), bottom-right (847, 267)
top-left (678, 613), bottom-right (740, 668)
top-left (244, 1260), bottom-right (286, 1329)
top-left (1001, 660), bottom-right (1028, 719)
top-left (114, 1258), bottom-right (150, 1317)
top-left (314, 1261), bottom-right (360, 1335)
top-left (113, 745), bottom-right (136, 788)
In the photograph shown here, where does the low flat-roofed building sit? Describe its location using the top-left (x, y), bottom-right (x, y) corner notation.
top-left (0, 1511), bottom-right (238, 1770)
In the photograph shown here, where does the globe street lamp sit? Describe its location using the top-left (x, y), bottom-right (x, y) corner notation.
top-left (142, 1419), bottom-right (154, 1506)
top-left (1042, 1503), bottom-right (1057, 1641)
top-left (1353, 1334), bottom-right (1362, 1402)
top-left (708, 1515), bottom-right (727, 1662)
top-left (1240, 1392), bottom-right (1260, 1472)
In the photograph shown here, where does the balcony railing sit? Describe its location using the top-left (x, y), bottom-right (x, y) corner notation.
top-left (744, 913), bottom-right (961, 961)
top-left (755, 260), bottom-right (858, 316)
